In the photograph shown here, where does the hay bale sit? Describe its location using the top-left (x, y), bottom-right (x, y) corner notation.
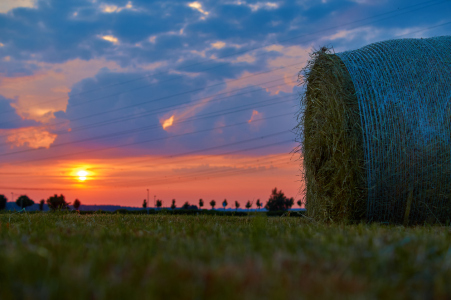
top-left (298, 36), bottom-right (451, 224)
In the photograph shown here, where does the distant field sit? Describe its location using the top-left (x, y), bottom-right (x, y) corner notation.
top-left (0, 213), bottom-right (450, 299)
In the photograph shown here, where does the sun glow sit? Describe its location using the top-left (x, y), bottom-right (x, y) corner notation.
top-left (77, 170), bottom-right (88, 181)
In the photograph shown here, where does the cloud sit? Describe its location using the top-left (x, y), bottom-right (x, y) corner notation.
top-left (99, 1), bottom-right (135, 14)
top-left (0, 0), bottom-right (37, 13)
top-left (2, 126), bottom-right (57, 149)
top-left (47, 65), bottom-right (297, 159)
top-left (248, 2), bottom-right (279, 12)
top-left (211, 41), bottom-right (226, 49)
top-left (0, 58), bottom-right (131, 124)
top-left (100, 35), bottom-right (120, 45)
top-left (188, 2), bottom-right (209, 15)
top-left (226, 1), bottom-right (279, 12)
top-left (161, 115), bottom-right (174, 130)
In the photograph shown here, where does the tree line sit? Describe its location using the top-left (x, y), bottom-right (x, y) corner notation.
top-left (0, 194), bottom-right (81, 211)
top-left (0, 188), bottom-right (302, 212)
top-left (142, 188), bottom-right (302, 212)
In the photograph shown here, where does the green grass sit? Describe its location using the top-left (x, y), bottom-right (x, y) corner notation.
top-left (0, 213), bottom-right (450, 299)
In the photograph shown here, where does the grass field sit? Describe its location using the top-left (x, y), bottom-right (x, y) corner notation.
top-left (0, 212), bottom-right (450, 299)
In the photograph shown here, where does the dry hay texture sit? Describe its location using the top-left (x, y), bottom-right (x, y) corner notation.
top-left (298, 36), bottom-right (451, 224)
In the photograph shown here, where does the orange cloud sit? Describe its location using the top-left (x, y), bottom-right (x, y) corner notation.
top-left (3, 126), bottom-right (57, 149)
top-left (159, 96), bottom-right (214, 132)
top-left (162, 115), bottom-right (175, 130)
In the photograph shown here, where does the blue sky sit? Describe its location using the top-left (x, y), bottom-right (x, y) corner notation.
top-left (0, 0), bottom-right (449, 204)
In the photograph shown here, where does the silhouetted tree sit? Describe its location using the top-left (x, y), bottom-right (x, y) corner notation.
top-left (142, 199), bottom-right (147, 209)
top-left (16, 195), bottom-right (34, 209)
top-left (245, 201), bottom-right (252, 210)
top-left (39, 199), bottom-right (45, 211)
top-left (47, 194), bottom-right (70, 211)
top-left (235, 201), bottom-right (240, 211)
top-left (198, 199), bottom-right (204, 209)
top-left (287, 198), bottom-right (294, 209)
top-left (264, 188), bottom-right (294, 211)
top-left (222, 199), bottom-right (228, 210)
top-left (210, 200), bottom-right (216, 210)
top-left (0, 194), bottom-right (6, 210)
top-left (256, 199), bottom-right (262, 210)
top-left (183, 202), bottom-right (190, 209)
top-left (73, 199), bottom-right (81, 210)
top-left (156, 200), bottom-right (162, 209)
top-left (297, 200), bottom-right (302, 208)
top-left (171, 199), bottom-right (176, 209)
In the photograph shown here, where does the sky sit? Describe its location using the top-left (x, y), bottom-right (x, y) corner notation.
top-left (0, 0), bottom-right (449, 207)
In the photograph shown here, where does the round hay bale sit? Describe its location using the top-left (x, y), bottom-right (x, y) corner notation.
top-left (298, 36), bottom-right (451, 224)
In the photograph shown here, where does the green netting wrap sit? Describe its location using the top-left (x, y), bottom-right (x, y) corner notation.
top-left (299, 36), bottom-right (451, 224)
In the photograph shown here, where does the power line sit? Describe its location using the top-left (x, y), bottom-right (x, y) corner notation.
top-left (117, 156), bottom-right (293, 188)
top-left (0, 94), bottom-right (296, 157)
top-left (0, 0), bottom-right (446, 119)
top-left (0, 138), bottom-right (295, 178)
top-left (0, 158), bottom-right (292, 191)
top-left (0, 72), bottom-right (296, 143)
top-left (0, 62), bottom-right (301, 129)
top-left (9, 114), bottom-right (295, 165)
top-left (0, 140), bottom-right (296, 191)
top-left (395, 20), bottom-right (451, 38)
top-left (0, 0), bottom-right (447, 170)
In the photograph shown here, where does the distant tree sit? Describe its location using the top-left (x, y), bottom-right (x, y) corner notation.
top-left (0, 194), bottom-right (6, 210)
top-left (245, 201), bottom-right (252, 210)
top-left (142, 199), bottom-right (147, 209)
top-left (287, 198), bottom-right (294, 209)
top-left (73, 199), bottom-right (81, 210)
top-left (198, 199), bottom-right (204, 209)
top-left (222, 199), bottom-right (228, 210)
top-left (47, 194), bottom-right (70, 211)
top-left (264, 188), bottom-right (294, 211)
top-left (210, 200), bottom-right (216, 210)
top-left (235, 201), bottom-right (240, 211)
top-left (297, 200), bottom-right (302, 208)
top-left (171, 199), bottom-right (176, 210)
top-left (256, 199), bottom-right (262, 210)
top-left (156, 200), bottom-right (162, 209)
top-left (16, 195), bottom-right (34, 209)
top-left (39, 199), bottom-right (45, 211)
top-left (182, 202), bottom-right (190, 209)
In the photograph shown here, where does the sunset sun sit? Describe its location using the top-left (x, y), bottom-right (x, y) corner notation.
top-left (77, 170), bottom-right (88, 181)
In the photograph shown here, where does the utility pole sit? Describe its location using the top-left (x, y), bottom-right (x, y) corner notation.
top-left (11, 192), bottom-right (14, 202)
top-left (154, 195), bottom-right (156, 208)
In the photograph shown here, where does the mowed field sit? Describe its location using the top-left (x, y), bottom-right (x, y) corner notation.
top-left (0, 213), bottom-right (450, 299)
